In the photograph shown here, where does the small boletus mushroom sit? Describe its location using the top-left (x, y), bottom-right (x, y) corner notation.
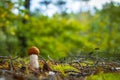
top-left (28, 46), bottom-right (40, 69)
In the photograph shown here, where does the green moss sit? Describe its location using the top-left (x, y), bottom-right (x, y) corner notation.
top-left (87, 73), bottom-right (120, 80)
top-left (51, 64), bottom-right (79, 76)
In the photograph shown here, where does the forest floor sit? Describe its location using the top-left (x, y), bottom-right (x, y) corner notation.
top-left (0, 55), bottom-right (120, 80)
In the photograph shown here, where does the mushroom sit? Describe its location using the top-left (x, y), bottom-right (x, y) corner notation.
top-left (28, 46), bottom-right (40, 69)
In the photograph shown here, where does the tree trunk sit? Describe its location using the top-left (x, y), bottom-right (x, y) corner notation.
top-left (18, 0), bottom-right (30, 56)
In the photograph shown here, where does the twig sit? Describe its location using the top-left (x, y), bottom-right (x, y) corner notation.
top-left (0, 56), bottom-right (10, 59)
top-left (0, 56), bottom-right (19, 60)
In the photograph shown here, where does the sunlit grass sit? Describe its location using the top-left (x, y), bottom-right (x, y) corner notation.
top-left (87, 73), bottom-right (120, 80)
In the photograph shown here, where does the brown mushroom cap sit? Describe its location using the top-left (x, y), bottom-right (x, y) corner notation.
top-left (28, 46), bottom-right (40, 55)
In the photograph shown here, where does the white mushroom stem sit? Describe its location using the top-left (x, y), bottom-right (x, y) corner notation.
top-left (30, 54), bottom-right (39, 69)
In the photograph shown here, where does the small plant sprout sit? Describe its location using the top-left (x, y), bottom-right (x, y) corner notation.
top-left (28, 46), bottom-right (40, 69)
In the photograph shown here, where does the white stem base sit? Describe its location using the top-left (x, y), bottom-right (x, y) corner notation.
top-left (30, 54), bottom-right (39, 69)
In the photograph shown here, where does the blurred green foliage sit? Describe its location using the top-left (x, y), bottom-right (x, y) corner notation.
top-left (0, 1), bottom-right (120, 59)
top-left (87, 73), bottom-right (120, 80)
